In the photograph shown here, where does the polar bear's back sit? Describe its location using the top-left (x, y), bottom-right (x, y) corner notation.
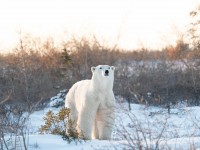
top-left (65, 80), bottom-right (91, 109)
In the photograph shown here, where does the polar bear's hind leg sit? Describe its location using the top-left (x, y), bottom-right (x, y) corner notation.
top-left (65, 87), bottom-right (78, 130)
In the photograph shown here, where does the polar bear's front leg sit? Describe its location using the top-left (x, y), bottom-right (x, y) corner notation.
top-left (76, 108), bottom-right (96, 139)
top-left (92, 118), bottom-right (99, 139)
top-left (97, 108), bottom-right (115, 140)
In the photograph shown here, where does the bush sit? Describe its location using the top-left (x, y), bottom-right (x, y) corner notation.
top-left (39, 108), bottom-right (84, 143)
top-left (0, 103), bottom-right (29, 150)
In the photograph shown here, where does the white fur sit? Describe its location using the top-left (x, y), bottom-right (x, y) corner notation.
top-left (65, 65), bottom-right (115, 140)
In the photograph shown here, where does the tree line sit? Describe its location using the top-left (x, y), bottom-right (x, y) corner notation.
top-left (0, 5), bottom-right (200, 109)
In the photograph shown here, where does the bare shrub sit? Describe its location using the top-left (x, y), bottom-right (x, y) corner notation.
top-left (0, 102), bottom-right (30, 150)
top-left (115, 107), bottom-right (168, 149)
top-left (114, 104), bottom-right (200, 149)
top-left (0, 36), bottom-right (70, 111)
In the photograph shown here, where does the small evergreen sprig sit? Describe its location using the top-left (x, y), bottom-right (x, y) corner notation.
top-left (39, 107), bottom-right (84, 143)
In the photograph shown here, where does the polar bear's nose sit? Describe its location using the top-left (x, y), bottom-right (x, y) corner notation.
top-left (105, 70), bottom-right (109, 75)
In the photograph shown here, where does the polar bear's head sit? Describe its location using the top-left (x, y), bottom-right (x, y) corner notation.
top-left (91, 65), bottom-right (115, 89)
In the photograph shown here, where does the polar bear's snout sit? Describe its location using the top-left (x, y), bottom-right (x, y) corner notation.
top-left (105, 70), bottom-right (109, 76)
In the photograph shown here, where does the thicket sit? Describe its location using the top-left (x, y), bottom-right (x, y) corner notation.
top-left (0, 34), bottom-right (200, 109)
top-left (1, 6), bottom-right (200, 108)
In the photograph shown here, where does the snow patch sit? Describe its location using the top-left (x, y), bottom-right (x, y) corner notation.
top-left (23, 91), bottom-right (200, 149)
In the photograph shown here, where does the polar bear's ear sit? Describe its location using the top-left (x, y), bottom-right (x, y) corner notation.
top-left (111, 66), bottom-right (115, 71)
top-left (91, 66), bottom-right (96, 73)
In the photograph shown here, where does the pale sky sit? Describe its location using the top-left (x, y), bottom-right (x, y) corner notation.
top-left (0, 0), bottom-right (199, 52)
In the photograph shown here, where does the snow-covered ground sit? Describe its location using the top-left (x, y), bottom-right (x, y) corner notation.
top-left (6, 91), bottom-right (200, 149)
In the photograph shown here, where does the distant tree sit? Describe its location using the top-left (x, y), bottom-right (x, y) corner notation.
top-left (188, 5), bottom-right (200, 52)
top-left (62, 48), bottom-right (71, 64)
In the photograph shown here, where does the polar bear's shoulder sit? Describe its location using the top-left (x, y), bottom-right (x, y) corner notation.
top-left (71, 79), bottom-right (91, 89)
top-left (76, 79), bottom-right (91, 85)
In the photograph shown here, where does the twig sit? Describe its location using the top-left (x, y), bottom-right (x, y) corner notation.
top-left (0, 91), bottom-right (12, 106)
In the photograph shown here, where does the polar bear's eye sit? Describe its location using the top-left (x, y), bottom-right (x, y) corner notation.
top-left (100, 67), bottom-right (102, 69)
top-left (108, 67), bottom-right (110, 69)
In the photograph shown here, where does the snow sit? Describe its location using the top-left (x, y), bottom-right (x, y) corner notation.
top-left (5, 91), bottom-right (200, 149)
top-left (28, 134), bottom-right (120, 150)
top-left (114, 104), bottom-right (200, 149)
top-left (48, 89), bottom-right (67, 107)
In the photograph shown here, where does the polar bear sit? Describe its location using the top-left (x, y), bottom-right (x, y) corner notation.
top-left (65, 65), bottom-right (115, 140)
